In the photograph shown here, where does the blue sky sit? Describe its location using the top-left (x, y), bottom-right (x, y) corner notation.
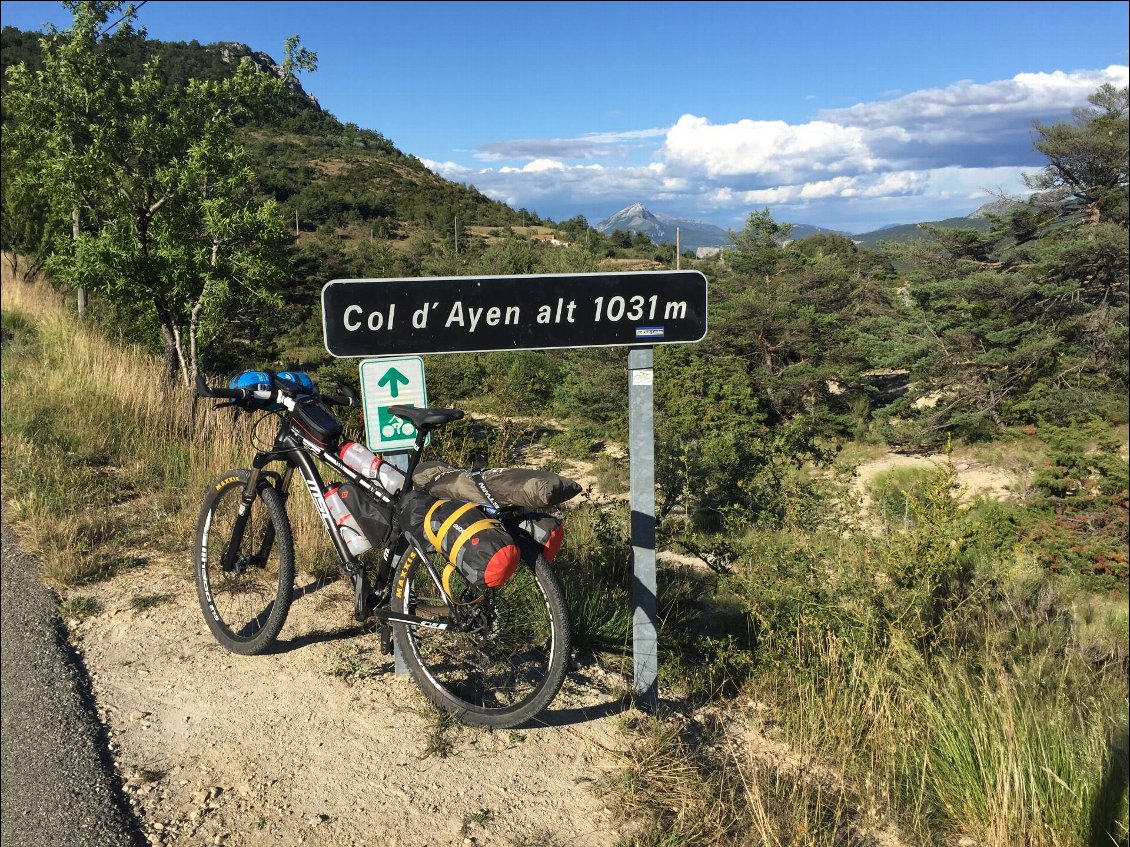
top-left (2, 0), bottom-right (1128, 232)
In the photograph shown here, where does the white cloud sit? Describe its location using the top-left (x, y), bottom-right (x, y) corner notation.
top-left (420, 159), bottom-right (470, 176)
top-left (523, 158), bottom-right (568, 173)
top-left (660, 116), bottom-right (880, 181)
top-left (826, 66), bottom-right (1129, 131)
top-left (441, 66), bottom-right (1128, 231)
top-left (474, 127), bottom-right (668, 162)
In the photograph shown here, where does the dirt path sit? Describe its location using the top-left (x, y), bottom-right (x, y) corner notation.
top-left (50, 446), bottom-right (1043, 847)
top-left (66, 557), bottom-right (632, 847)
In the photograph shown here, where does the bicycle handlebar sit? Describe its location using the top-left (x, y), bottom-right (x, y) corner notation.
top-left (194, 373), bottom-right (360, 409)
top-left (195, 374), bottom-right (253, 401)
top-left (321, 384), bottom-right (361, 408)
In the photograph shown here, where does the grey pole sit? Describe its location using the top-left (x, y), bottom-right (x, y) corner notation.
top-left (628, 346), bottom-right (658, 708)
top-left (385, 451), bottom-right (411, 677)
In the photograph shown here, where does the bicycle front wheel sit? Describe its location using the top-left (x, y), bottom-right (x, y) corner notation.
top-left (391, 551), bottom-right (572, 728)
top-left (194, 470), bottom-right (295, 655)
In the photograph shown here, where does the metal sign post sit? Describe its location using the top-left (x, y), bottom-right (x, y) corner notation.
top-left (628, 347), bottom-right (658, 708)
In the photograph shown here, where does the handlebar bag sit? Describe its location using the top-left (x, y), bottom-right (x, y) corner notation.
top-left (337, 484), bottom-right (392, 549)
top-left (400, 491), bottom-right (520, 589)
top-left (229, 369), bottom-right (314, 411)
top-left (289, 395), bottom-right (344, 447)
top-left (412, 461), bottom-right (581, 510)
top-left (277, 370), bottom-right (314, 393)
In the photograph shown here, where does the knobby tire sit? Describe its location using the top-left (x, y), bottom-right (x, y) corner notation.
top-left (391, 552), bottom-right (572, 729)
top-left (194, 469), bottom-right (295, 655)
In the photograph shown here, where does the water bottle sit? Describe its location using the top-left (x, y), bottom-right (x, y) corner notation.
top-left (323, 485), bottom-right (372, 556)
top-left (338, 441), bottom-right (405, 494)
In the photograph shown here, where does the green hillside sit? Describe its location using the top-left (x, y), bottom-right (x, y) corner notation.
top-left (851, 214), bottom-right (992, 247)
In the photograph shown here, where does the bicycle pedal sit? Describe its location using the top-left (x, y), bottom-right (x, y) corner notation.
top-left (379, 622), bottom-right (393, 655)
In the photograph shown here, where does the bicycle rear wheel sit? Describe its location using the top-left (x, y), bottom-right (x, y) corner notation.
top-left (194, 470), bottom-right (295, 655)
top-left (391, 550), bottom-right (572, 728)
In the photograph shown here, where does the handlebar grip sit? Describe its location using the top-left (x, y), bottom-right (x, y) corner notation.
top-left (320, 391), bottom-right (359, 408)
top-left (195, 373), bottom-right (248, 401)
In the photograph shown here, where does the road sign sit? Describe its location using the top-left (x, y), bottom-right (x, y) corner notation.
top-left (321, 270), bottom-right (707, 358)
top-left (358, 357), bottom-right (428, 453)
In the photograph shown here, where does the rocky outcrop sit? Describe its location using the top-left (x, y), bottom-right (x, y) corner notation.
top-left (216, 42), bottom-right (320, 109)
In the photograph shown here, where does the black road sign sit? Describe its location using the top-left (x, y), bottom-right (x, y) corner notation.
top-left (321, 270), bottom-right (707, 357)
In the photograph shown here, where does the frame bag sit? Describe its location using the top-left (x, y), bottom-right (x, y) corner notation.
top-left (337, 484), bottom-right (393, 550)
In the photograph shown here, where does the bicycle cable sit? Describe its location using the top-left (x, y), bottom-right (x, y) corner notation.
top-left (250, 410), bottom-right (284, 453)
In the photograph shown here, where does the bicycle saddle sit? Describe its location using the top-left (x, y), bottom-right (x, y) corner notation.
top-left (387, 405), bottom-right (465, 429)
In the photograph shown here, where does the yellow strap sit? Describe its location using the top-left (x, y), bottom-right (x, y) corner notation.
top-left (449, 518), bottom-right (501, 565)
top-left (427, 501), bottom-right (480, 552)
top-left (424, 496), bottom-right (445, 544)
top-left (424, 501), bottom-right (474, 553)
top-left (441, 563), bottom-right (483, 605)
top-left (424, 499), bottom-right (446, 549)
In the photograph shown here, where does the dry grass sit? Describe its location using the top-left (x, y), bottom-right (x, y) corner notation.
top-left (1, 261), bottom-right (332, 584)
top-left (607, 710), bottom-right (892, 847)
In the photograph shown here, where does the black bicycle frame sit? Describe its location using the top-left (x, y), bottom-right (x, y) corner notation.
top-left (227, 414), bottom-right (462, 633)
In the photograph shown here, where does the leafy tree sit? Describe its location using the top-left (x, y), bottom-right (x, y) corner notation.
top-left (730, 208), bottom-right (793, 251)
top-left (1024, 83), bottom-right (1129, 225)
top-left (653, 346), bottom-right (830, 527)
top-left (3, 2), bottom-right (316, 385)
top-left (727, 208), bottom-right (794, 281)
top-left (0, 147), bottom-right (60, 281)
top-left (877, 85), bottom-right (1129, 443)
top-left (556, 215), bottom-right (590, 240)
top-left (2, 1), bottom-right (128, 312)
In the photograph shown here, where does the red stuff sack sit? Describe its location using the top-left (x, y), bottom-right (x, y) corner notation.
top-left (512, 513), bottom-right (565, 563)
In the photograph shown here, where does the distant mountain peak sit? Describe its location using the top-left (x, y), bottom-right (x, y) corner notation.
top-left (595, 203), bottom-right (729, 252)
top-left (598, 203), bottom-right (659, 228)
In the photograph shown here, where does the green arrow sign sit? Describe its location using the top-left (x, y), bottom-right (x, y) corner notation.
top-left (377, 367), bottom-right (410, 398)
top-left (358, 357), bottom-right (428, 453)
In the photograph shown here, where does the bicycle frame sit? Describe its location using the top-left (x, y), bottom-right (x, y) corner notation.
top-left (230, 401), bottom-right (464, 634)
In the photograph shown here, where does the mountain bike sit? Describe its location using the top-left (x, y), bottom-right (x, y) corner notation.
top-left (192, 370), bottom-right (572, 728)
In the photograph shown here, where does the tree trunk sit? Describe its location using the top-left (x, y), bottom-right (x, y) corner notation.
top-left (159, 322), bottom-right (181, 383)
top-left (72, 207), bottom-right (87, 316)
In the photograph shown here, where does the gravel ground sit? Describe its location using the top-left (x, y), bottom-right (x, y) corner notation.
top-left (0, 504), bottom-right (146, 847)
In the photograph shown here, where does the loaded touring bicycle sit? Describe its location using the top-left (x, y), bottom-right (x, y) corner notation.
top-left (193, 369), bottom-right (576, 728)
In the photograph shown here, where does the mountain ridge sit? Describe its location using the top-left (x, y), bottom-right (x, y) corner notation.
top-left (594, 202), bottom-right (1007, 250)
top-left (594, 204), bottom-right (732, 252)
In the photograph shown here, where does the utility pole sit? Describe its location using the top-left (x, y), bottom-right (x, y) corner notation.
top-left (454, 216), bottom-right (459, 256)
top-left (295, 209), bottom-right (299, 236)
top-left (676, 227), bottom-right (681, 270)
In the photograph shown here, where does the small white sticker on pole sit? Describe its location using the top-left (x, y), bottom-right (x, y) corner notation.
top-left (632, 369), bottom-right (654, 386)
